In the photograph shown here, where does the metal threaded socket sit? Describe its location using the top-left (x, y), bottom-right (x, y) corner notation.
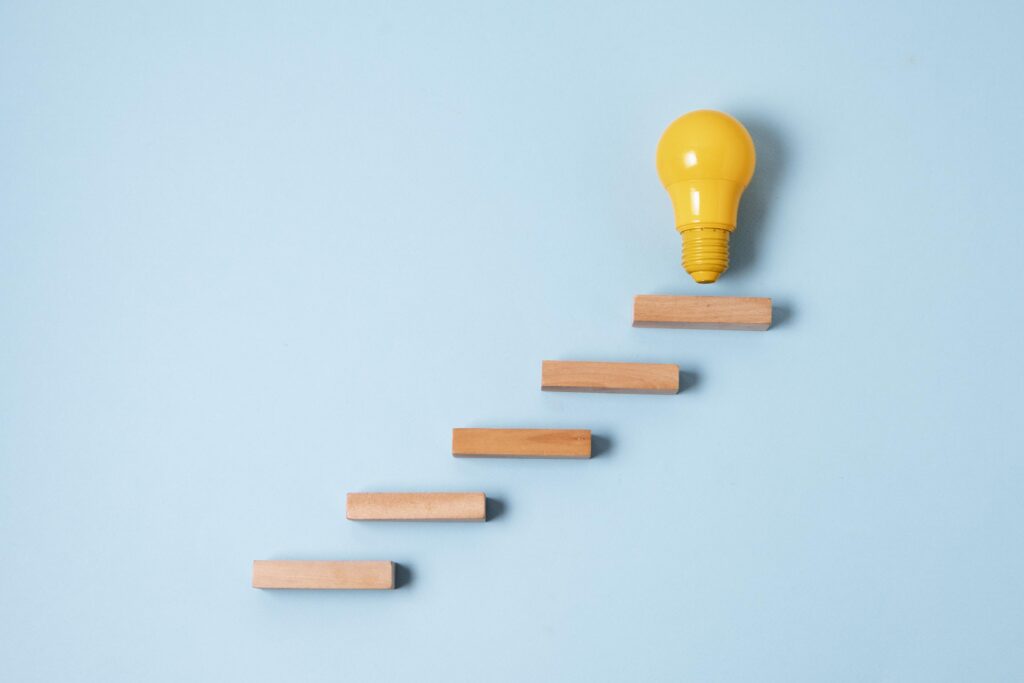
top-left (681, 226), bottom-right (730, 284)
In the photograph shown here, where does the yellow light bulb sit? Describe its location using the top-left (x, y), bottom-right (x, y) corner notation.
top-left (656, 110), bottom-right (756, 284)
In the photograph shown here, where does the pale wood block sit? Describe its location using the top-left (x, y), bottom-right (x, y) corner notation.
top-left (452, 428), bottom-right (591, 459)
top-left (541, 360), bottom-right (679, 394)
top-left (347, 492), bottom-right (486, 521)
top-left (252, 560), bottom-right (394, 590)
top-left (633, 295), bottom-right (772, 330)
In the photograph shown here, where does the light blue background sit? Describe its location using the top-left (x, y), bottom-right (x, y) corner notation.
top-left (2, 1), bottom-right (1023, 681)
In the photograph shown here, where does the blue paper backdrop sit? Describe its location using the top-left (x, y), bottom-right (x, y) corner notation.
top-left (2, 1), bottom-right (1023, 680)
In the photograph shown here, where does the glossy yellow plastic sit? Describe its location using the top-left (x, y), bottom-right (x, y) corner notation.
top-left (655, 110), bottom-right (756, 283)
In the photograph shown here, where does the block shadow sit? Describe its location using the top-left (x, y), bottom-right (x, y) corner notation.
top-left (771, 302), bottom-right (794, 328)
top-left (485, 497), bottom-right (506, 522)
top-left (393, 562), bottom-right (413, 589)
top-left (591, 434), bottom-right (613, 458)
top-left (678, 370), bottom-right (699, 393)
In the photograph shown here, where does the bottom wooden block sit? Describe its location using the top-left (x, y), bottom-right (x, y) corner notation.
top-left (252, 560), bottom-right (395, 590)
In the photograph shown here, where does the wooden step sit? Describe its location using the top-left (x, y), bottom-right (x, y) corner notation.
top-left (633, 295), bottom-right (771, 330)
top-left (347, 492), bottom-right (486, 521)
top-left (252, 560), bottom-right (394, 590)
top-left (452, 428), bottom-right (591, 459)
top-left (541, 360), bottom-right (679, 394)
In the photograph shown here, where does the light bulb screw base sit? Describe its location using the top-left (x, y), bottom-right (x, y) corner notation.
top-left (680, 226), bottom-right (730, 284)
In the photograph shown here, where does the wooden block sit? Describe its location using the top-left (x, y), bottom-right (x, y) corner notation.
top-left (541, 360), bottom-right (679, 394)
top-left (347, 492), bottom-right (486, 521)
top-left (452, 428), bottom-right (591, 459)
top-left (633, 295), bottom-right (772, 330)
top-left (252, 560), bottom-right (394, 590)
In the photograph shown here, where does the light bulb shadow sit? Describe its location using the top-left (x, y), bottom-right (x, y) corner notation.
top-left (728, 113), bottom-right (788, 277)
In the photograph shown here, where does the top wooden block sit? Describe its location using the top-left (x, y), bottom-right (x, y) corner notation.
top-left (632, 295), bottom-right (772, 330)
top-left (541, 360), bottom-right (679, 394)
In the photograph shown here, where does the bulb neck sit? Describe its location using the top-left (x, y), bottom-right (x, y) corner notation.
top-left (680, 226), bottom-right (730, 283)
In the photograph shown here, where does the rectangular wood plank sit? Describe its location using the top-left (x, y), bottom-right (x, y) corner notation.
top-left (541, 360), bottom-right (679, 394)
top-left (633, 295), bottom-right (772, 330)
top-left (346, 492), bottom-right (486, 521)
top-left (252, 560), bottom-right (395, 590)
top-left (452, 428), bottom-right (591, 458)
